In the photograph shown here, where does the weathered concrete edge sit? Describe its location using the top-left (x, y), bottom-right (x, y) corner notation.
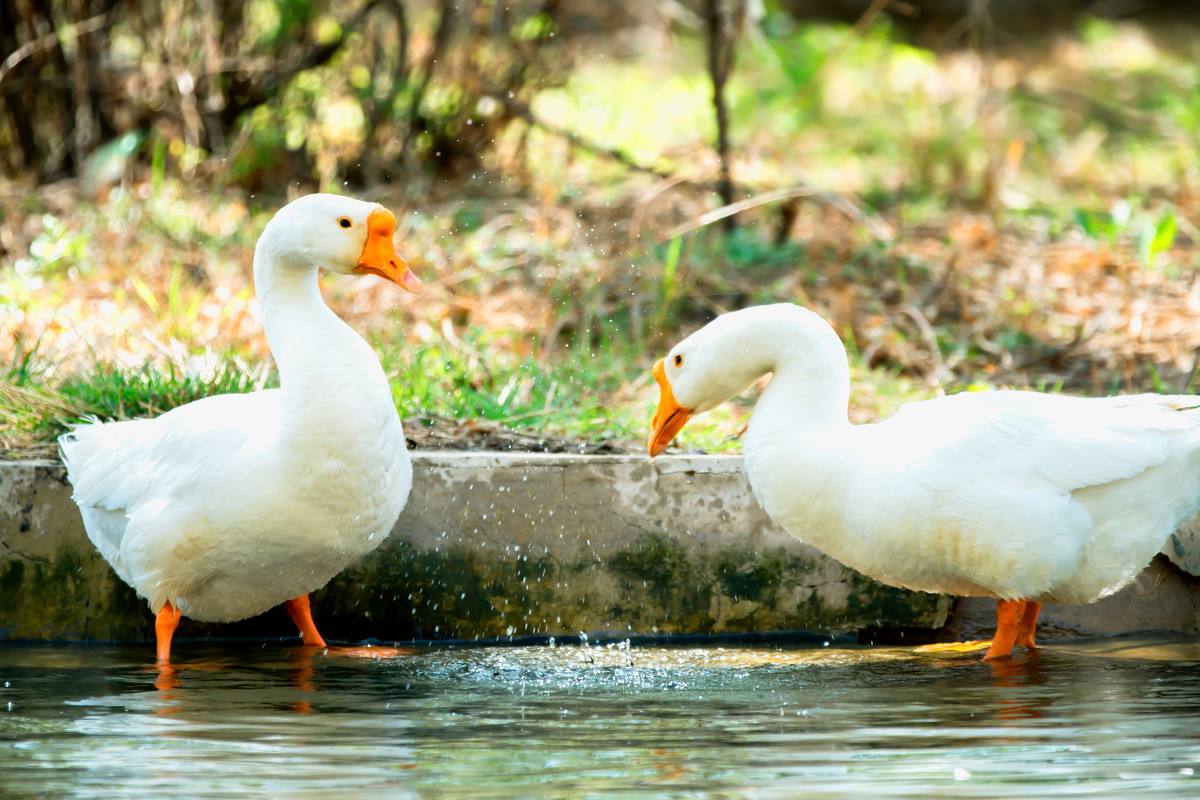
top-left (2, 454), bottom-right (1198, 643)
top-left (409, 452), bottom-right (1200, 578)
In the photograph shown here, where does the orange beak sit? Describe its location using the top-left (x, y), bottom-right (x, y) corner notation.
top-left (648, 358), bottom-right (692, 457)
top-left (356, 207), bottom-right (421, 292)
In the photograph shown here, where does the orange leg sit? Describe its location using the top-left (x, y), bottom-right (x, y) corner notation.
top-left (983, 599), bottom-right (1026, 661)
top-left (285, 594), bottom-right (327, 647)
top-left (1016, 601), bottom-right (1041, 650)
top-left (155, 602), bottom-right (182, 664)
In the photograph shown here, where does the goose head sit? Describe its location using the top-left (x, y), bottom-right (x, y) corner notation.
top-left (257, 193), bottom-right (421, 291)
top-left (647, 312), bottom-right (763, 457)
top-left (647, 304), bottom-right (848, 456)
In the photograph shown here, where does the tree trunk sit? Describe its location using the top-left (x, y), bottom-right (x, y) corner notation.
top-left (703, 0), bottom-right (738, 230)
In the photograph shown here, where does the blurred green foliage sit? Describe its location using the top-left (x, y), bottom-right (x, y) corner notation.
top-left (3, 4), bottom-right (1200, 455)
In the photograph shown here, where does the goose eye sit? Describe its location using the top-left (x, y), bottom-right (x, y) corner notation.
top-left (673, 354), bottom-right (683, 367)
top-left (338, 217), bottom-right (352, 229)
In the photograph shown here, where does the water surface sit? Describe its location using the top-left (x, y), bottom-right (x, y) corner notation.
top-left (2, 637), bottom-right (1199, 797)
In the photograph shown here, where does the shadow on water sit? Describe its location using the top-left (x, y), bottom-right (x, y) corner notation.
top-left (2, 636), bottom-right (1199, 797)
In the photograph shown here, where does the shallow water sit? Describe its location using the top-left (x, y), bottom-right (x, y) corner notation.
top-left (2, 637), bottom-right (1199, 798)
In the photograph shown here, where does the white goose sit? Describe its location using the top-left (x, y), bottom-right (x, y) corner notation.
top-left (648, 303), bottom-right (1200, 660)
top-left (60, 194), bottom-right (421, 663)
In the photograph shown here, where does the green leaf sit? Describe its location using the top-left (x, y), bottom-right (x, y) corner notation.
top-left (660, 236), bottom-right (683, 298)
top-left (1147, 361), bottom-right (1167, 394)
top-left (1073, 208), bottom-right (1116, 242)
top-left (1137, 212), bottom-right (1176, 268)
top-left (128, 276), bottom-right (158, 313)
top-left (1151, 212), bottom-right (1177, 255)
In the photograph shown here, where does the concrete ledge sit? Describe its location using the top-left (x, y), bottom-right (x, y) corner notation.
top-left (1, 453), bottom-right (1197, 643)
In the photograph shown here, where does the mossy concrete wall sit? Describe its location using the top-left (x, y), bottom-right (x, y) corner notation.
top-left (1, 453), bottom-right (1196, 644)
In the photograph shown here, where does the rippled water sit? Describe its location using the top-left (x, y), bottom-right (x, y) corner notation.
top-left (2, 637), bottom-right (1199, 797)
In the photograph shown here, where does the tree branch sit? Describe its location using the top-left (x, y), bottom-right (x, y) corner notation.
top-left (488, 90), bottom-right (891, 242)
top-left (217, 1), bottom-right (382, 133)
top-left (663, 185), bottom-right (892, 242)
top-left (0, 11), bottom-right (112, 88)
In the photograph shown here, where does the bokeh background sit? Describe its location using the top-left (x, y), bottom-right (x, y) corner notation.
top-left (3, 0), bottom-right (1200, 455)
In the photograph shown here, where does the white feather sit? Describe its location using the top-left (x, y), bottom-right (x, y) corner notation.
top-left (670, 304), bottom-right (1200, 605)
top-left (59, 195), bottom-right (413, 622)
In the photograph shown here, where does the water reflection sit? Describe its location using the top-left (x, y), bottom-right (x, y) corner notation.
top-left (984, 651), bottom-right (1052, 721)
top-left (2, 636), bottom-right (1198, 797)
top-left (149, 643), bottom-right (418, 716)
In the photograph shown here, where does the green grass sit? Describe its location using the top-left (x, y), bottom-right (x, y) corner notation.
top-left (56, 364), bottom-right (272, 426)
top-left (379, 329), bottom-right (652, 445)
top-left (3, 307), bottom-right (936, 457)
top-left (3, 360), bottom-right (274, 448)
top-left (0, 327), bottom-right (750, 455)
